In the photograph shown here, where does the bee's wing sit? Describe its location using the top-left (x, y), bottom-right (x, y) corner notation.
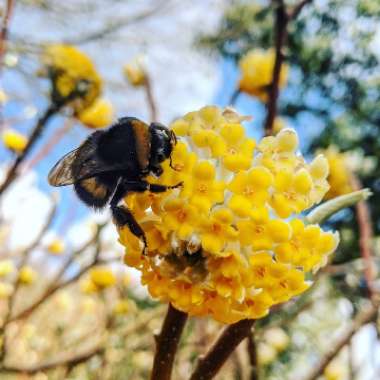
top-left (48, 131), bottom-right (126, 187)
top-left (48, 148), bottom-right (79, 186)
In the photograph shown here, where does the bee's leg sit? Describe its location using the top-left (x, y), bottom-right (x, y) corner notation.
top-left (110, 183), bottom-right (147, 254)
top-left (123, 180), bottom-right (183, 193)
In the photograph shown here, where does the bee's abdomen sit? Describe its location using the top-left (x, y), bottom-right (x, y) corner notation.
top-left (74, 175), bottom-right (116, 209)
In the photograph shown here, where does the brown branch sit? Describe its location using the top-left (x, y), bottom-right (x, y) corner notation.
top-left (228, 89), bottom-right (241, 106)
top-left (263, 0), bottom-right (288, 136)
top-left (0, 0), bottom-right (15, 70)
top-left (150, 303), bottom-right (188, 380)
top-left (301, 298), bottom-right (380, 380)
top-left (351, 175), bottom-right (376, 300)
top-left (1, 345), bottom-right (104, 374)
top-left (289, 0), bottom-right (313, 20)
top-left (145, 76), bottom-right (158, 122)
top-left (189, 319), bottom-right (255, 380)
top-left (23, 119), bottom-right (73, 171)
top-left (0, 103), bottom-right (60, 197)
top-left (247, 334), bottom-right (259, 380)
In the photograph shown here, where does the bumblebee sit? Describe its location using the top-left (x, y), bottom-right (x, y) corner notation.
top-left (48, 117), bottom-right (181, 251)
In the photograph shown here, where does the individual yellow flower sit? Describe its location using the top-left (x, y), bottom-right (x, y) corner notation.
top-left (238, 49), bottom-right (288, 102)
top-left (89, 267), bottom-right (117, 289)
top-left (47, 238), bottom-right (65, 255)
top-left (123, 57), bottom-right (147, 87)
top-left (42, 44), bottom-right (102, 113)
top-left (237, 207), bottom-right (290, 250)
top-left (118, 106), bottom-right (338, 324)
top-left (199, 208), bottom-right (239, 254)
top-left (18, 266), bottom-right (37, 285)
top-left (2, 129), bottom-right (27, 153)
top-left (77, 98), bottom-right (113, 129)
top-left (0, 260), bottom-right (15, 277)
top-left (321, 147), bottom-right (353, 200)
top-left (228, 167), bottom-right (273, 217)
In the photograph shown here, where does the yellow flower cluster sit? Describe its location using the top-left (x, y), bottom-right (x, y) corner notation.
top-left (18, 266), bottom-right (37, 285)
top-left (322, 147), bottom-right (353, 200)
top-left (42, 44), bottom-right (102, 113)
top-left (2, 129), bottom-right (27, 153)
top-left (123, 57), bottom-right (147, 87)
top-left (118, 106), bottom-right (339, 324)
top-left (80, 267), bottom-right (117, 293)
top-left (46, 238), bottom-right (65, 255)
top-left (77, 98), bottom-right (114, 129)
top-left (238, 49), bottom-right (288, 102)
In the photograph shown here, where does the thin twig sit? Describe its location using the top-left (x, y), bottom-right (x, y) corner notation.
top-left (0, 345), bottom-right (104, 374)
top-left (0, 0), bottom-right (15, 70)
top-left (263, 0), bottom-right (288, 136)
top-left (0, 196), bottom-right (58, 362)
top-left (0, 103), bottom-right (60, 196)
top-left (8, 223), bottom-right (107, 323)
top-left (228, 89), bottom-right (241, 106)
top-left (65, 0), bottom-right (170, 45)
top-left (150, 303), bottom-right (188, 380)
top-left (351, 175), bottom-right (376, 300)
top-left (289, 0), bottom-right (313, 20)
top-left (189, 319), bottom-right (255, 380)
top-left (301, 298), bottom-right (380, 380)
top-left (23, 119), bottom-right (74, 171)
top-left (145, 76), bottom-right (158, 122)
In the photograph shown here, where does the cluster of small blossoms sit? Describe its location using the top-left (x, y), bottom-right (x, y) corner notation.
top-left (42, 44), bottom-right (113, 128)
top-left (238, 49), bottom-right (288, 102)
top-left (118, 106), bottom-right (339, 324)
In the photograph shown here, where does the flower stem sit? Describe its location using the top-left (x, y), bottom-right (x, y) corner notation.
top-left (0, 103), bottom-right (60, 196)
top-left (189, 319), bottom-right (255, 380)
top-left (151, 303), bottom-right (188, 380)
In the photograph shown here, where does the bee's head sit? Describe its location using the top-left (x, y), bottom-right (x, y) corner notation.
top-left (149, 122), bottom-right (177, 170)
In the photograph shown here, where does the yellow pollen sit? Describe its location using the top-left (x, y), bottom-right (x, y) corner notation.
top-left (228, 148), bottom-right (237, 155)
top-left (198, 183), bottom-right (208, 194)
top-left (255, 226), bottom-right (265, 234)
top-left (176, 209), bottom-right (187, 222)
top-left (243, 186), bottom-right (255, 196)
top-left (212, 223), bottom-right (222, 234)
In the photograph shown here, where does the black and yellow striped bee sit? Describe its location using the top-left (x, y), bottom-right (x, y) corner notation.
top-left (48, 117), bottom-right (181, 252)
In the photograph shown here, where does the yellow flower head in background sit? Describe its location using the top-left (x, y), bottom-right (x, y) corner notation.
top-left (88, 267), bottom-right (117, 290)
top-left (18, 266), bottom-right (37, 285)
top-left (321, 147), bottom-right (353, 200)
top-left (238, 49), bottom-right (288, 102)
top-left (118, 106), bottom-right (339, 324)
top-left (46, 238), bottom-right (65, 255)
top-left (123, 57), bottom-right (147, 87)
top-left (2, 129), bottom-right (27, 153)
top-left (42, 44), bottom-right (102, 113)
top-left (77, 97), bottom-right (114, 129)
